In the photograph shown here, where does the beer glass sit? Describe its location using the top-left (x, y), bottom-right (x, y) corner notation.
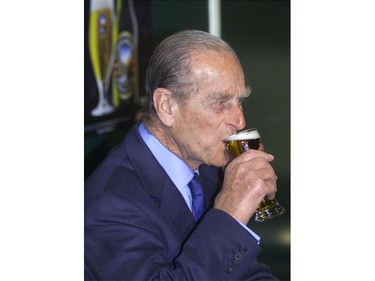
top-left (225, 128), bottom-right (285, 222)
top-left (89, 0), bottom-right (115, 117)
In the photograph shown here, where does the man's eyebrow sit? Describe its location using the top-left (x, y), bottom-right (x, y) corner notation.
top-left (207, 86), bottom-right (251, 101)
top-left (209, 92), bottom-right (231, 100)
top-left (243, 86), bottom-right (252, 97)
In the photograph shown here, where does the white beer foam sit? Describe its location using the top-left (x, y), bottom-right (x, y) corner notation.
top-left (226, 129), bottom-right (260, 141)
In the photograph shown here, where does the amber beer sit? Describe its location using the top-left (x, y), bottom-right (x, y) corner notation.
top-left (89, 0), bottom-right (115, 117)
top-left (225, 128), bottom-right (285, 222)
top-left (225, 128), bottom-right (263, 158)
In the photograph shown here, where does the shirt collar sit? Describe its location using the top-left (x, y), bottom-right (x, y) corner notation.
top-left (138, 122), bottom-right (194, 191)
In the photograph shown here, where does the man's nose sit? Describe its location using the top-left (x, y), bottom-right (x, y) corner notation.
top-left (229, 104), bottom-right (246, 131)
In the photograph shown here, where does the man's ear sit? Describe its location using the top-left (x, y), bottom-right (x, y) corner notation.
top-left (153, 88), bottom-right (177, 127)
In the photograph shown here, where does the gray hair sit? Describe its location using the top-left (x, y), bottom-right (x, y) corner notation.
top-left (142, 30), bottom-right (239, 119)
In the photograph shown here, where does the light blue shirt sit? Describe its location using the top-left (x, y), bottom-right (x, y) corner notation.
top-left (138, 122), bottom-right (260, 243)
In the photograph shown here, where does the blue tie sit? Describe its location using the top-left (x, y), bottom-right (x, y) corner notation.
top-left (188, 173), bottom-right (206, 221)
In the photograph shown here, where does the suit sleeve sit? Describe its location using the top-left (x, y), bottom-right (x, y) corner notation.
top-left (172, 209), bottom-right (279, 281)
top-left (85, 190), bottom-right (278, 281)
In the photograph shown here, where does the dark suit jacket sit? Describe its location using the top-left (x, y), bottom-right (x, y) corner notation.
top-left (85, 123), bottom-right (278, 280)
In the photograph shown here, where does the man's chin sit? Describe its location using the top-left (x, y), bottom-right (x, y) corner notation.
top-left (212, 155), bottom-right (231, 168)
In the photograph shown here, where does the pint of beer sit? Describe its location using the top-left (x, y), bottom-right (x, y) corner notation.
top-left (225, 128), bottom-right (285, 222)
top-left (225, 128), bottom-right (264, 158)
top-left (89, 0), bottom-right (115, 117)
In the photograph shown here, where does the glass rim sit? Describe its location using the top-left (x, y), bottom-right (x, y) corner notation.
top-left (225, 128), bottom-right (260, 141)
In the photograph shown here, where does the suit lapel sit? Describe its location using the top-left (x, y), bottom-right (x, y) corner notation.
top-left (159, 178), bottom-right (197, 240)
top-left (125, 124), bottom-right (196, 240)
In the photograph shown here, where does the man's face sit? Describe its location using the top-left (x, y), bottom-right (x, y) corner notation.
top-left (170, 51), bottom-right (249, 170)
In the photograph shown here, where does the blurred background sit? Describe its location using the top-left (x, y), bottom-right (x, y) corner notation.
top-left (85, 0), bottom-right (290, 280)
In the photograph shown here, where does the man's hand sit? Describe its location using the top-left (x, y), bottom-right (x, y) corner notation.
top-left (214, 149), bottom-right (277, 224)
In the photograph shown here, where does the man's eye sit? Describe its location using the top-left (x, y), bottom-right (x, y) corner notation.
top-left (212, 100), bottom-right (226, 108)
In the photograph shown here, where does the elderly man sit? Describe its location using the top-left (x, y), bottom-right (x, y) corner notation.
top-left (85, 30), bottom-right (279, 280)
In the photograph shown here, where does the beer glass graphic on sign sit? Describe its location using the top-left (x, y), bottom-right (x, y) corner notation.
top-left (225, 128), bottom-right (285, 222)
top-left (89, 0), bottom-right (115, 117)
